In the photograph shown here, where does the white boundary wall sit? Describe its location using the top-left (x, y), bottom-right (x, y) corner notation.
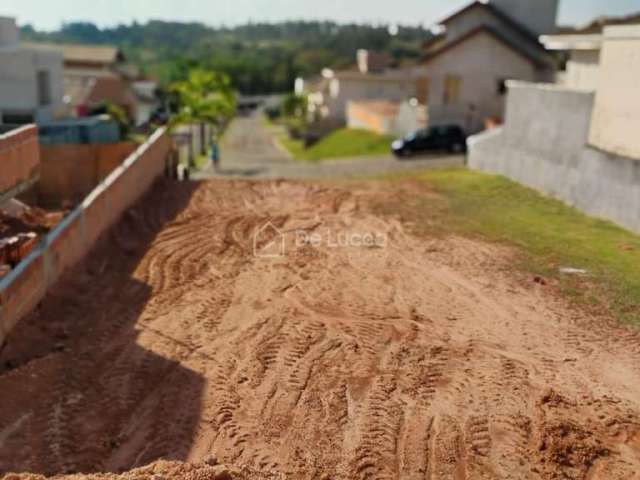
top-left (468, 82), bottom-right (640, 233)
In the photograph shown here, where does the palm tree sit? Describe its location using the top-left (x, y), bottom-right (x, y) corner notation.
top-left (171, 69), bottom-right (236, 164)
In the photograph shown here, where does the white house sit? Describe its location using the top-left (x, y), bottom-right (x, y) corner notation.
top-left (539, 11), bottom-right (640, 91)
top-left (298, 0), bottom-right (559, 134)
top-left (588, 25), bottom-right (640, 160)
top-left (323, 68), bottom-right (422, 122)
top-left (296, 54), bottom-right (425, 123)
top-left (0, 17), bottom-right (64, 124)
top-left (24, 40), bottom-right (159, 126)
top-left (411, 0), bottom-right (558, 133)
top-left (540, 34), bottom-right (603, 91)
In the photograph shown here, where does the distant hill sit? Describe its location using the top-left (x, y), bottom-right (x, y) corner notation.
top-left (21, 21), bottom-right (433, 94)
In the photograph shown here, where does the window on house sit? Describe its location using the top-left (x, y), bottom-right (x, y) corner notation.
top-left (416, 77), bottom-right (430, 104)
top-left (497, 78), bottom-right (508, 96)
top-left (443, 75), bottom-right (461, 105)
top-left (37, 70), bottom-right (52, 107)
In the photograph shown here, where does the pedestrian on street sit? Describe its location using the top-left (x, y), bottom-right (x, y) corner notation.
top-left (211, 143), bottom-right (220, 172)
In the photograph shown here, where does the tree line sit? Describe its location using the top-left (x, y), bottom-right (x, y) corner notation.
top-left (22, 20), bottom-right (434, 94)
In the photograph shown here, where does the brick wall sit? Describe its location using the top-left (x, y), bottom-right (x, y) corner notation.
top-left (0, 128), bottom-right (172, 345)
top-left (38, 142), bottom-right (137, 207)
top-left (0, 125), bottom-right (40, 200)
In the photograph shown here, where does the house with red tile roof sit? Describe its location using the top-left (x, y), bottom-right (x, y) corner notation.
top-left (24, 41), bottom-right (158, 126)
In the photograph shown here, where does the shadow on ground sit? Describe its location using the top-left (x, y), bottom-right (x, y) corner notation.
top-left (213, 167), bottom-right (267, 177)
top-left (0, 179), bottom-right (203, 476)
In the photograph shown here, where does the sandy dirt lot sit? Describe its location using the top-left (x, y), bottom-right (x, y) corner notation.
top-left (1, 178), bottom-right (640, 480)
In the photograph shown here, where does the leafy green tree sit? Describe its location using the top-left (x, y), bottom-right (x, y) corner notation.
top-left (171, 69), bottom-right (236, 159)
top-left (281, 93), bottom-right (307, 118)
top-left (105, 102), bottom-right (131, 139)
top-left (89, 101), bottom-right (131, 139)
top-left (21, 21), bottom-right (434, 95)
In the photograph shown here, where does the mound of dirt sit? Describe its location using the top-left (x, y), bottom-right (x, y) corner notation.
top-left (536, 422), bottom-right (609, 480)
top-left (2, 460), bottom-right (274, 480)
top-left (1, 179), bottom-right (639, 479)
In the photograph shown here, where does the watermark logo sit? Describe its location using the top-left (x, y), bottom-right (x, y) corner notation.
top-left (253, 221), bottom-right (388, 258)
top-left (295, 230), bottom-right (387, 250)
top-left (253, 221), bottom-right (285, 258)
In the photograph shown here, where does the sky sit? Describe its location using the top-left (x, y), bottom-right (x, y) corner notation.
top-left (2, 0), bottom-right (639, 31)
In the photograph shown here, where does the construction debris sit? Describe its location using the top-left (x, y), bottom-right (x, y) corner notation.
top-left (0, 200), bottom-right (63, 277)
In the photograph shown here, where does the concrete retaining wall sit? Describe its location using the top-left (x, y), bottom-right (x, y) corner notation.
top-left (0, 125), bottom-right (40, 202)
top-left (469, 82), bottom-right (640, 233)
top-left (0, 127), bottom-right (171, 346)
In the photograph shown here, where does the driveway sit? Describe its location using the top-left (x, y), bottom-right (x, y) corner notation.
top-left (194, 113), bottom-right (465, 180)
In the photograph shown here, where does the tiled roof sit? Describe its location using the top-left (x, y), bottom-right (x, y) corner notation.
top-left (334, 69), bottom-right (418, 83)
top-left (23, 42), bottom-right (124, 65)
top-left (436, 1), bottom-right (540, 44)
top-left (423, 25), bottom-right (550, 69)
top-left (86, 76), bottom-right (137, 107)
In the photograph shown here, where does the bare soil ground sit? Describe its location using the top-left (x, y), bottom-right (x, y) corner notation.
top-left (1, 179), bottom-right (640, 480)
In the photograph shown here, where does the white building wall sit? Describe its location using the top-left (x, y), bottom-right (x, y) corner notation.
top-left (415, 32), bottom-right (537, 133)
top-left (327, 77), bottom-right (416, 121)
top-left (565, 50), bottom-right (601, 91)
top-left (0, 47), bottom-right (64, 123)
top-left (589, 25), bottom-right (640, 160)
top-left (0, 16), bottom-right (19, 47)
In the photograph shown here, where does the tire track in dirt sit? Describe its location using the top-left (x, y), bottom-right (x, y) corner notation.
top-left (351, 376), bottom-right (402, 480)
top-left (1, 179), bottom-right (640, 480)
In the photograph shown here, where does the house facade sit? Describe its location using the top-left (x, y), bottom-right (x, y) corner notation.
top-left (298, 0), bottom-right (559, 134)
top-left (412, 0), bottom-right (557, 133)
top-left (0, 17), bottom-right (64, 125)
top-left (540, 11), bottom-right (640, 91)
top-left (296, 53), bottom-right (425, 123)
top-left (588, 25), bottom-right (640, 160)
top-left (540, 34), bottom-right (602, 91)
top-left (324, 69), bottom-right (422, 122)
top-left (24, 40), bottom-right (157, 126)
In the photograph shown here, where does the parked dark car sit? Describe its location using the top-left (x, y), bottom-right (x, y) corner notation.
top-left (392, 125), bottom-right (467, 157)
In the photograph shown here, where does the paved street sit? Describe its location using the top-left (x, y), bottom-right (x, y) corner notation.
top-left (193, 113), bottom-right (466, 180)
